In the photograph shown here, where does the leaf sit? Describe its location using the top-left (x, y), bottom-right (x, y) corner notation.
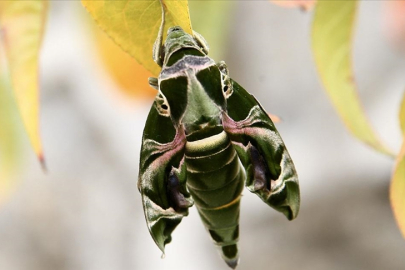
top-left (312, 0), bottom-right (393, 156)
top-left (400, 91), bottom-right (405, 135)
top-left (391, 142), bottom-right (405, 238)
top-left (0, 73), bottom-right (21, 206)
top-left (270, 0), bottom-right (316, 11)
top-left (93, 23), bottom-right (156, 99)
top-left (82, 0), bottom-right (192, 76)
top-left (391, 92), bottom-right (405, 238)
top-left (0, 0), bottom-right (48, 166)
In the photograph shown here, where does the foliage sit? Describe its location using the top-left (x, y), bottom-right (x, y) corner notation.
top-left (391, 92), bottom-right (405, 238)
top-left (312, 0), bottom-right (392, 156)
top-left (82, 0), bottom-right (191, 76)
top-left (0, 73), bottom-right (20, 206)
top-left (0, 0), bottom-right (47, 168)
top-left (93, 24), bottom-right (156, 99)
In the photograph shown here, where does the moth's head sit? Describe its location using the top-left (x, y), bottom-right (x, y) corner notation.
top-left (162, 26), bottom-right (209, 66)
top-left (165, 26), bottom-right (191, 44)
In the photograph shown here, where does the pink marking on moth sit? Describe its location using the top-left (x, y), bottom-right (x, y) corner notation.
top-left (222, 105), bottom-right (273, 139)
top-left (138, 126), bottom-right (190, 248)
top-left (222, 106), bottom-right (292, 194)
top-left (145, 126), bottom-right (186, 173)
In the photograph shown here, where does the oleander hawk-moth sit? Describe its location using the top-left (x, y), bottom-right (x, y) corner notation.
top-left (138, 10), bottom-right (300, 269)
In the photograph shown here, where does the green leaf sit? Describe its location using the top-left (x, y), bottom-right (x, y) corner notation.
top-left (82, 0), bottom-right (192, 76)
top-left (0, 0), bottom-right (48, 166)
top-left (312, 0), bottom-right (392, 156)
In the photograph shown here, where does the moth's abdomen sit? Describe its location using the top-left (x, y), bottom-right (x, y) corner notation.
top-left (185, 130), bottom-right (245, 268)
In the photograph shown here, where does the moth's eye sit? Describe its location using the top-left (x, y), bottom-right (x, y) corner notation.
top-left (155, 93), bottom-right (170, 117)
top-left (168, 26), bottom-right (182, 34)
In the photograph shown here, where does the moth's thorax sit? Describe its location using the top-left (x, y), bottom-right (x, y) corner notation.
top-left (159, 51), bottom-right (225, 136)
top-left (181, 67), bottom-right (222, 133)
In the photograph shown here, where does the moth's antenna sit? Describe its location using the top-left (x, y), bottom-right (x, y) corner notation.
top-left (152, 0), bottom-right (165, 67)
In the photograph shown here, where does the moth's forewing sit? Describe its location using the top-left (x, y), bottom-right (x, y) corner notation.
top-left (223, 79), bottom-right (300, 220)
top-left (138, 102), bottom-right (191, 252)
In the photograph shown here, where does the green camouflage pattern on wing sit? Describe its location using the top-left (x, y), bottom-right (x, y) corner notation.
top-left (138, 10), bottom-right (300, 267)
top-left (223, 80), bottom-right (300, 220)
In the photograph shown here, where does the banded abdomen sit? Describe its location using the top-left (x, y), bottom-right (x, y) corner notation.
top-left (185, 128), bottom-right (245, 268)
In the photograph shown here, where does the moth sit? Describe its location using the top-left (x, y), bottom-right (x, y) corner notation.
top-left (138, 9), bottom-right (300, 269)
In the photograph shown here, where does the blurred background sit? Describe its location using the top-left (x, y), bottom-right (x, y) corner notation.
top-left (1, 1), bottom-right (405, 270)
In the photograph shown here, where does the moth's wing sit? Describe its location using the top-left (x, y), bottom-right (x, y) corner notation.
top-left (138, 104), bottom-right (192, 252)
top-left (222, 79), bottom-right (300, 220)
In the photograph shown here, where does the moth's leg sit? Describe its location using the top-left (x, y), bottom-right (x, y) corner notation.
top-left (148, 77), bottom-right (159, 90)
top-left (167, 159), bottom-right (193, 212)
top-left (248, 144), bottom-right (269, 191)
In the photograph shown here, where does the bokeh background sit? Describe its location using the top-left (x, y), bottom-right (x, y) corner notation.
top-left (1, 1), bottom-right (405, 270)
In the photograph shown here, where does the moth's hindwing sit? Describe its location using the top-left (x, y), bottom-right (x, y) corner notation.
top-left (223, 79), bottom-right (300, 220)
top-left (138, 100), bottom-right (192, 252)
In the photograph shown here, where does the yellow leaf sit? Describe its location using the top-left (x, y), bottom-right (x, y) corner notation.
top-left (94, 24), bottom-right (156, 100)
top-left (270, 0), bottom-right (316, 11)
top-left (400, 91), bottom-right (405, 135)
top-left (312, 1), bottom-right (393, 156)
top-left (0, 0), bottom-right (48, 166)
top-left (392, 90), bottom-right (405, 237)
top-left (391, 139), bottom-right (405, 238)
top-left (0, 74), bottom-right (21, 206)
top-left (82, 0), bottom-right (192, 76)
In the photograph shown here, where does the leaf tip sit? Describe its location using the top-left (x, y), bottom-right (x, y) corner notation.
top-left (38, 153), bottom-right (47, 173)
